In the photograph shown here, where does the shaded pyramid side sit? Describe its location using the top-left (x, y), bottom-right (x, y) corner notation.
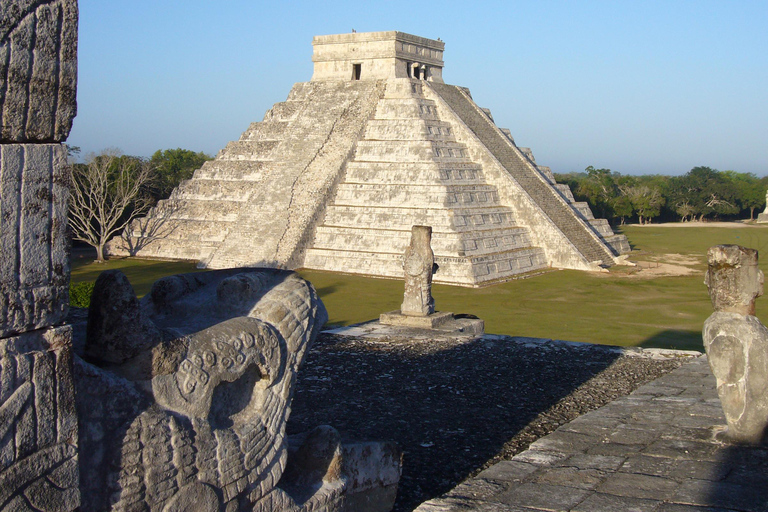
top-left (302, 79), bottom-right (549, 286)
top-left (425, 82), bottom-right (627, 268)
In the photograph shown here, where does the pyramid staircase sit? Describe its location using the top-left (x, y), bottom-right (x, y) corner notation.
top-left (302, 80), bottom-right (548, 286)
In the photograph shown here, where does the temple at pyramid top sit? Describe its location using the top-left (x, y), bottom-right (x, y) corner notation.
top-left (311, 31), bottom-right (445, 82)
top-left (109, 31), bottom-right (629, 287)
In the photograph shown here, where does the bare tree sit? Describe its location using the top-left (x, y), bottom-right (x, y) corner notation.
top-left (68, 149), bottom-right (155, 262)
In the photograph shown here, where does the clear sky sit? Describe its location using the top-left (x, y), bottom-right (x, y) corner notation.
top-left (68, 0), bottom-right (768, 176)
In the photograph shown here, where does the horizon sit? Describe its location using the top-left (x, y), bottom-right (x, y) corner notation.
top-left (67, 0), bottom-right (768, 176)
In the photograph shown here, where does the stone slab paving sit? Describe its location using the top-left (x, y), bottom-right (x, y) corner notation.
top-left (414, 356), bottom-right (768, 512)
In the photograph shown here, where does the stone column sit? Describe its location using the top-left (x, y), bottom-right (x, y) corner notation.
top-left (702, 244), bottom-right (768, 444)
top-left (401, 225), bottom-right (436, 316)
top-left (757, 189), bottom-right (768, 223)
top-left (0, 1), bottom-right (80, 509)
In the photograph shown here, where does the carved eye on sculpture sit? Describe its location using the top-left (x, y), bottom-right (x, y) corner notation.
top-left (242, 333), bottom-right (255, 348)
top-left (192, 354), bottom-right (203, 367)
top-left (236, 354), bottom-right (245, 365)
top-left (180, 359), bottom-right (193, 373)
top-left (203, 351), bottom-right (216, 366)
top-left (184, 376), bottom-right (197, 394)
top-left (233, 339), bottom-right (243, 351)
top-left (221, 357), bottom-right (234, 369)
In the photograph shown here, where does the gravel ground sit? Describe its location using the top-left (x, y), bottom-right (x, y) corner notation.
top-left (286, 332), bottom-right (690, 512)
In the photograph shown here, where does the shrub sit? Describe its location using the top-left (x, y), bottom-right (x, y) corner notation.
top-left (70, 281), bottom-right (95, 308)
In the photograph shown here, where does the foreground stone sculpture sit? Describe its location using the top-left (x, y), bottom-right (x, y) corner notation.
top-left (111, 30), bottom-right (629, 286)
top-left (401, 226), bottom-right (437, 316)
top-left (756, 189), bottom-right (768, 223)
top-left (703, 244), bottom-right (768, 444)
top-left (77, 268), bottom-right (401, 511)
top-left (0, 1), bottom-right (80, 510)
top-left (381, 226), bottom-right (483, 334)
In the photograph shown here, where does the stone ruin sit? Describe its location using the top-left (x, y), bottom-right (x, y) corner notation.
top-left (110, 31), bottom-right (630, 287)
top-left (703, 244), bottom-right (768, 445)
top-left (0, 5), bottom-right (402, 511)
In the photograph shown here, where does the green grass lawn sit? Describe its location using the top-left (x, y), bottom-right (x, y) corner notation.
top-left (70, 223), bottom-right (768, 351)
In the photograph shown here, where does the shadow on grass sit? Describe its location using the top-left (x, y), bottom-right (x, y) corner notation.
top-left (286, 333), bottom-right (626, 511)
top-left (637, 329), bottom-right (704, 352)
top-left (315, 285), bottom-right (339, 295)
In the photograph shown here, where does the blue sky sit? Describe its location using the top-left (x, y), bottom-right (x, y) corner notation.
top-left (68, 0), bottom-right (768, 176)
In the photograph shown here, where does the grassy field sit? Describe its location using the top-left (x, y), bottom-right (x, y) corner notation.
top-left (71, 223), bottom-right (768, 351)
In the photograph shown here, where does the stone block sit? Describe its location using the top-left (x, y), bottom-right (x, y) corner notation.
top-left (1, 143), bottom-right (69, 337)
top-left (380, 310), bottom-right (453, 329)
top-left (0, 325), bottom-right (80, 511)
top-left (0, 0), bottom-right (78, 143)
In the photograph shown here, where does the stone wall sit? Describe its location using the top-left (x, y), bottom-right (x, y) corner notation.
top-left (0, 1), bottom-right (79, 510)
top-left (1, 144), bottom-right (70, 336)
top-left (0, 0), bottom-right (78, 143)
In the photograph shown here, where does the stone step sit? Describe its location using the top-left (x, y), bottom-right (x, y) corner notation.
top-left (263, 101), bottom-right (302, 122)
top-left (126, 218), bottom-right (231, 243)
top-left (169, 179), bottom-right (256, 202)
top-left (303, 246), bottom-right (548, 286)
top-left (152, 199), bottom-right (242, 222)
top-left (218, 140), bottom-right (279, 161)
top-left (193, 160), bottom-right (269, 181)
top-left (117, 236), bottom-right (218, 262)
top-left (555, 184), bottom-right (575, 202)
top-left (572, 202), bottom-right (595, 220)
top-left (354, 140), bottom-right (471, 163)
top-left (604, 233), bottom-right (631, 254)
top-left (344, 162), bottom-right (485, 185)
top-left (382, 79), bottom-right (425, 99)
top-left (333, 183), bottom-right (501, 208)
top-left (363, 119), bottom-right (456, 141)
top-left (312, 226), bottom-right (534, 257)
top-left (239, 120), bottom-right (290, 141)
top-left (322, 205), bottom-right (519, 232)
top-left (538, 165), bottom-right (557, 184)
top-left (589, 218), bottom-right (614, 237)
top-left (374, 98), bottom-right (440, 120)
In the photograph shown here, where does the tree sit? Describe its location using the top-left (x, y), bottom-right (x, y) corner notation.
top-left (149, 148), bottom-right (212, 201)
top-left (574, 166), bottom-right (619, 220)
top-left (619, 184), bottom-right (664, 224)
top-left (68, 149), bottom-right (155, 262)
top-left (669, 167), bottom-right (739, 221)
top-left (722, 170), bottom-right (764, 220)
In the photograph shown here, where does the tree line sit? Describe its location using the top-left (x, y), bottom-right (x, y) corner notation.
top-left (67, 147), bottom-right (212, 261)
top-left (555, 166), bottom-right (768, 225)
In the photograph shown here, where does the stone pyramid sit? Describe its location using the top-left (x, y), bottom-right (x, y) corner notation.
top-left (111, 31), bottom-right (629, 287)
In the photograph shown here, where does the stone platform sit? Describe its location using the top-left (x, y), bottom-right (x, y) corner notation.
top-left (415, 355), bottom-right (768, 512)
top-left (349, 315), bottom-right (485, 336)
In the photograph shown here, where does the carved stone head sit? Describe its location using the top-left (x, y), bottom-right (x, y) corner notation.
top-left (705, 245), bottom-right (764, 316)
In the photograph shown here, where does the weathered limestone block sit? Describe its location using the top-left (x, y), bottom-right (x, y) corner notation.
top-left (1, 143), bottom-right (70, 337)
top-left (0, 0), bottom-right (78, 142)
top-left (401, 225), bottom-right (437, 316)
top-left (76, 268), bottom-right (401, 511)
top-left (0, 325), bottom-right (80, 511)
top-left (702, 244), bottom-right (768, 444)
